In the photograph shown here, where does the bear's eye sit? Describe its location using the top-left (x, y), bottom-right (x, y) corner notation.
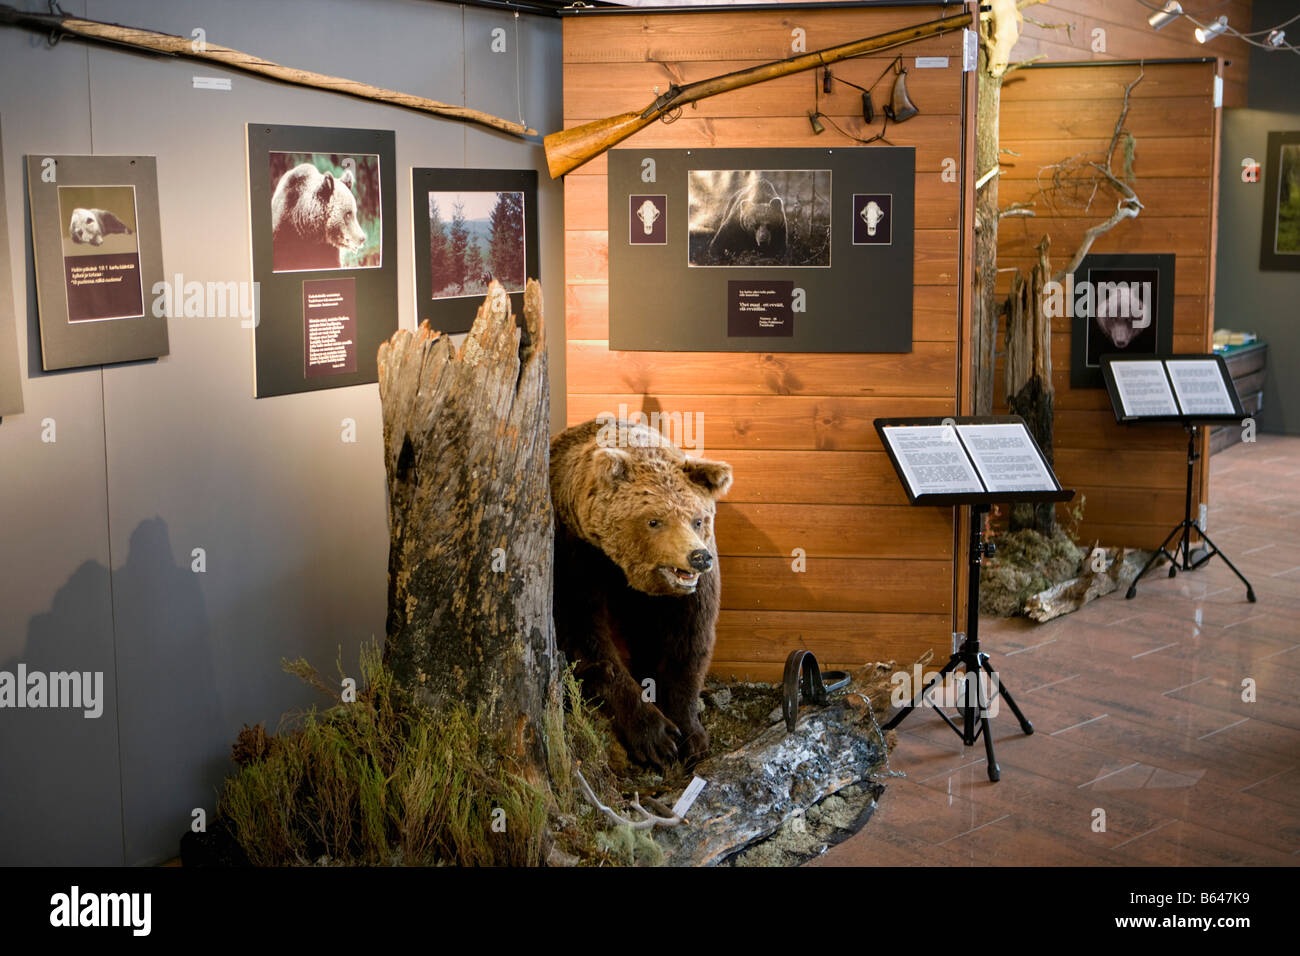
top-left (693, 518), bottom-right (704, 530)
top-left (647, 519), bottom-right (660, 529)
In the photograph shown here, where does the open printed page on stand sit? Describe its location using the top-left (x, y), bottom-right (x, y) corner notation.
top-left (956, 423), bottom-right (1057, 493)
top-left (1110, 360), bottom-right (1179, 418)
top-left (880, 424), bottom-right (985, 498)
top-left (1166, 359), bottom-right (1236, 417)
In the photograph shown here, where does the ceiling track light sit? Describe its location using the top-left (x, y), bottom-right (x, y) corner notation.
top-left (1195, 15), bottom-right (1228, 44)
top-left (1147, 1), bottom-right (1182, 31)
top-left (808, 111), bottom-right (826, 135)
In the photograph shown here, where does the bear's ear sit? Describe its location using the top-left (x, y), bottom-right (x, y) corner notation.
top-left (340, 168), bottom-right (355, 190)
top-left (682, 457), bottom-right (733, 498)
top-left (317, 171), bottom-right (336, 199)
top-left (591, 446), bottom-right (631, 486)
top-left (769, 197), bottom-right (783, 211)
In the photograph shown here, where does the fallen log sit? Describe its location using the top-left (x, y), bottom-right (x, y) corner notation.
top-left (653, 665), bottom-right (895, 867)
top-left (1022, 547), bottom-right (1153, 622)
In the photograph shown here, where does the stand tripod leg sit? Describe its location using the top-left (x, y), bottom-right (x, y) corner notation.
top-left (982, 655), bottom-right (1033, 735)
top-left (882, 655), bottom-right (959, 732)
top-left (973, 663), bottom-right (999, 782)
top-left (1126, 522), bottom-right (1184, 599)
top-left (1197, 529), bottom-right (1257, 603)
top-left (961, 669), bottom-right (976, 746)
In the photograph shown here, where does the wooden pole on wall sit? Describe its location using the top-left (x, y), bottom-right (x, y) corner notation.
top-left (0, 3), bottom-right (535, 137)
top-left (377, 282), bottom-right (559, 777)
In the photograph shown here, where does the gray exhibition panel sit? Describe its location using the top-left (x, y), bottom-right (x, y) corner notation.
top-left (0, 0), bottom-right (564, 865)
top-left (608, 146), bottom-right (916, 352)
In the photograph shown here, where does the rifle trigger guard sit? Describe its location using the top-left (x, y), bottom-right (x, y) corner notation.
top-left (641, 84), bottom-right (683, 120)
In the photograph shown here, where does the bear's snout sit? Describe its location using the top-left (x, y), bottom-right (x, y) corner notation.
top-left (688, 549), bottom-right (713, 572)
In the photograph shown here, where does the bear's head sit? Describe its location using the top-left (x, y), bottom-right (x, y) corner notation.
top-left (68, 208), bottom-right (105, 245)
top-left (559, 424), bottom-right (733, 597)
top-left (740, 196), bottom-right (785, 250)
top-left (318, 168), bottom-right (367, 256)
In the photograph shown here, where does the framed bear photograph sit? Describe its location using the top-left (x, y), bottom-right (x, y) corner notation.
top-left (607, 146), bottom-right (915, 353)
top-left (410, 167), bottom-right (538, 335)
top-left (25, 153), bottom-right (169, 372)
top-left (268, 151), bottom-right (383, 274)
top-left (246, 124), bottom-right (397, 398)
top-left (1067, 253), bottom-right (1175, 390)
top-left (686, 168), bottom-right (832, 268)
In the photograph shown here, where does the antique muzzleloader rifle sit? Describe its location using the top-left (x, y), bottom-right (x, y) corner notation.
top-left (544, 0), bottom-right (1041, 178)
top-left (0, 2), bottom-right (535, 137)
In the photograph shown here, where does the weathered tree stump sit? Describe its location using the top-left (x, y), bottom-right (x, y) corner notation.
top-left (377, 281), bottom-right (559, 778)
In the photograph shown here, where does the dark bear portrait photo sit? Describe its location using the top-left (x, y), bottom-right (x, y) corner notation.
top-left (269, 151), bottom-right (382, 273)
top-left (1083, 267), bottom-right (1160, 368)
top-left (427, 190), bottom-right (526, 300)
top-left (687, 168), bottom-right (831, 268)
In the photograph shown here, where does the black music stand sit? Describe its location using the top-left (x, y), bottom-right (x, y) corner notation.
top-left (874, 416), bottom-right (1075, 782)
top-left (1100, 355), bottom-right (1255, 603)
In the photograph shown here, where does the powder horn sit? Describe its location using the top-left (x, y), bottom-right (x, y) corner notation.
top-left (885, 67), bottom-right (919, 123)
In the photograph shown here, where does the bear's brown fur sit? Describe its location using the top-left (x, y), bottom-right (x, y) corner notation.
top-left (551, 418), bottom-right (733, 769)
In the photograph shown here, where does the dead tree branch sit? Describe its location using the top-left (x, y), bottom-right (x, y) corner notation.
top-left (1000, 202), bottom-right (1037, 219)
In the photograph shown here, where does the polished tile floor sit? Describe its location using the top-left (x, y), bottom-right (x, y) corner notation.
top-left (820, 434), bottom-right (1300, 866)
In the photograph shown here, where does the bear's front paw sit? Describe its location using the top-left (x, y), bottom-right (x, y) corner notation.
top-left (624, 705), bottom-right (681, 770)
top-left (679, 725), bottom-right (709, 767)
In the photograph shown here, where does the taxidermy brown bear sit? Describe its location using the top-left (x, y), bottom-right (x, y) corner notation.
top-left (551, 419), bottom-right (733, 769)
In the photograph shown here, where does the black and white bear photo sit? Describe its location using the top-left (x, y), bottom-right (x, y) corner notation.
top-left (269, 152), bottom-right (381, 273)
top-left (56, 184), bottom-right (140, 258)
top-left (688, 169), bottom-right (831, 267)
top-left (67, 207), bottom-right (133, 246)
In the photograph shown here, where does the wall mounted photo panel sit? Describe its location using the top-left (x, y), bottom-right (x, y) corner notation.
top-left (1067, 252), bottom-right (1175, 389)
top-left (608, 147), bottom-right (915, 353)
top-left (410, 168), bottom-right (538, 335)
top-left (247, 124), bottom-right (397, 398)
top-left (1259, 130), bottom-right (1300, 272)
top-left (25, 154), bottom-right (168, 371)
top-left (0, 121), bottom-right (23, 417)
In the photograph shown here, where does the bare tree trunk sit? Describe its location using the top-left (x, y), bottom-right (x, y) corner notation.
top-left (1004, 239), bottom-right (1056, 535)
top-left (377, 281), bottom-right (560, 778)
top-left (972, 44), bottom-right (1002, 416)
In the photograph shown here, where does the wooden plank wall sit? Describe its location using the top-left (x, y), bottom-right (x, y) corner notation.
top-left (994, 60), bottom-right (1222, 549)
top-left (561, 4), bottom-right (976, 680)
top-left (1014, 0), bottom-right (1251, 107)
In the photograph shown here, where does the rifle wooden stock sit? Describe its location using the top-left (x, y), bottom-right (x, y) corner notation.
top-left (0, 3), bottom-right (535, 137)
top-left (545, 0), bottom-right (1041, 177)
top-left (546, 112), bottom-right (660, 179)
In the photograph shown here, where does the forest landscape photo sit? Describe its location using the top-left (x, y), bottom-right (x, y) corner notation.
top-left (427, 190), bottom-right (526, 299)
